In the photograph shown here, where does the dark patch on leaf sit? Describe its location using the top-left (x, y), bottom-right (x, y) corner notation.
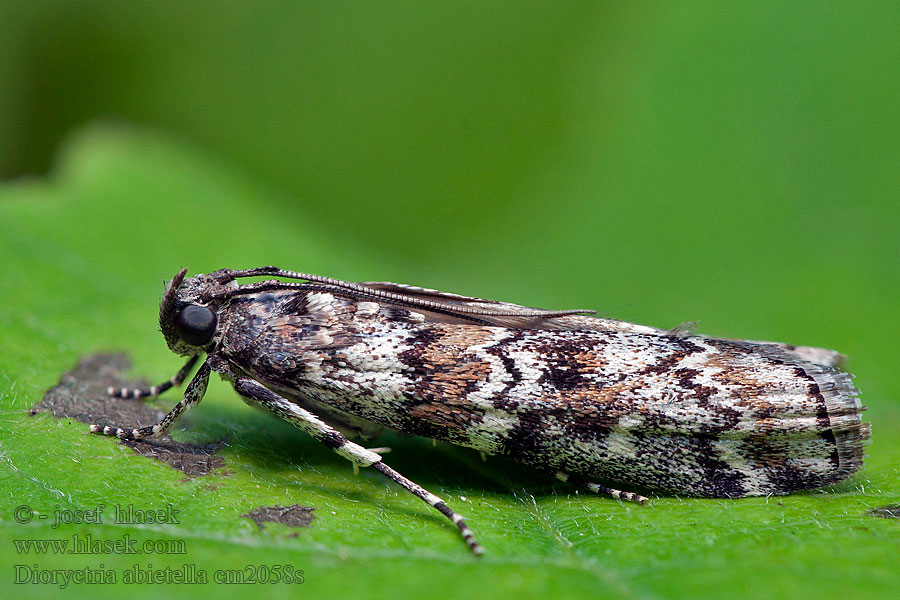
top-left (242, 505), bottom-right (316, 530)
top-left (119, 438), bottom-right (226, 476)
top-left (36, 353), bottom-right (162, 426)
top-left (36, 353), bottom-right (226, 476)
top-left (867, 503), bottom-right (900, 519)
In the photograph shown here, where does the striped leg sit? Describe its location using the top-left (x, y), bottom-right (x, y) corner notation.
top-left (555, 471), bottom-right (648, 504)
top-left (231, 377), bottom-right (484, 556)
top-left (91, 361), bottom-right (210, 439)
top-left (107, 355), bottom-right (200, 399)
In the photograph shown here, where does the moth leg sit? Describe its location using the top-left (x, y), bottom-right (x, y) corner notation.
top-left (555, 471), bottom-right (648, 504)
top-left (230, 376), bottom-right (484, 556)
top-left (107, 355), bottom-right (200, 399)
top-left (91, 360), bottom-right (210, 439)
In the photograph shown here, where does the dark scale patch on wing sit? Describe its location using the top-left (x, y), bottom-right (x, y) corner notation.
top-left (528, 333), bottom-right (616, 392)
top-left (279, 291), bottom-right (311, 315)
top-left (491, 349), bottom-right (524, 387)
top-left (397, 326), bottom-right (444, 375)
top-left (705, 472), bottom-right (749, 498)
top-left (382, 307), bottom-right (415, 322)
top-left (525, 333), bottom-right (604, 361)
top-left (501, 412), bottom-right (548, 461)
top-left (542, 361), bottom-right (584, 391)
top-left (765, 463), bottom-right (826, 495)
top-left (637, 336), bottom-right (707, 376)
top-left (484, 333), bottom-right (526, 410)
top-left (691, 435), bottom-right (748, 497)
top-left (675, 368), bottom-right (710, 399)
top-left (560, 407), bottom-right (614, 440)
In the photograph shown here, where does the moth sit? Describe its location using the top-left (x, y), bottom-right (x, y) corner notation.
top-left (92, 267), bottom-right (870, 555)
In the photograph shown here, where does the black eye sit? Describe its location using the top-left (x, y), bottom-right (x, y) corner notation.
top-left (175, 304), bottom-right (217, 346)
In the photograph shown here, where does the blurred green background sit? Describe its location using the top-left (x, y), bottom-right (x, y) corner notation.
top-left (1, 2), bottom-right (898, 599)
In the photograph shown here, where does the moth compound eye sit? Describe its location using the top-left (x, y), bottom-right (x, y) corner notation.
top-left (175, 304), bottom-right (217, 346)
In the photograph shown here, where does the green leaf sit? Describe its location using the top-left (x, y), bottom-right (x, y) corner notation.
top-left (1, 124), bottom-right (898, 599)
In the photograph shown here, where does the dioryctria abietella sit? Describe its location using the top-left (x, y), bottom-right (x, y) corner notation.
top-left (92, 267), bottom-right (870, 555)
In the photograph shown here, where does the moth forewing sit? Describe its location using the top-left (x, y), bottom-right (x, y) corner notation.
top-left (90, 267), bottom-right (869, 555)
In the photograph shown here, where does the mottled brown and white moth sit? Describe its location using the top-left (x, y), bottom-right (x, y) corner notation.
top-left (91, 267), bottom-right (870, 555)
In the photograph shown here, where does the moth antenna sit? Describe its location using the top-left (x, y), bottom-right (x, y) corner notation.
top-left (216, 276), bottom-right (595, 321)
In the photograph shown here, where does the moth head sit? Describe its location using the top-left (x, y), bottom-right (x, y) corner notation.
top-left (159, 268), bottom-right (224, 356)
